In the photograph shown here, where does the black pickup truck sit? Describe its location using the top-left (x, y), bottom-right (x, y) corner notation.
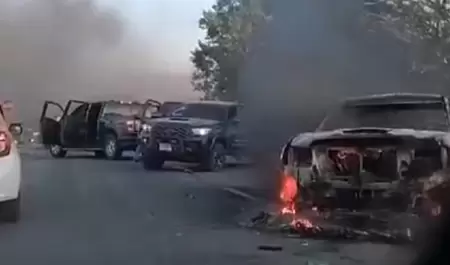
top-left (39, 99), bottom-right (161, 159)
top-left (139, 101), bottom-right (247, 171)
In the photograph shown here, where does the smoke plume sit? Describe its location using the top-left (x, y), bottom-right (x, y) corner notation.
top-left (237, 0), bottom-right (437, 191)
top-left (0, 0), bottom-right (195, 126)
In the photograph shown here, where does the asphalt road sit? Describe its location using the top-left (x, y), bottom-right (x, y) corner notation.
top-left (0, 149), bottom-right (415, 265)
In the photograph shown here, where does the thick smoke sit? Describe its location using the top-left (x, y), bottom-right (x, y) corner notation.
top-left (0, 0), bottom-right (195, 126)
top-left (237, 0), bottom-right (438, 191)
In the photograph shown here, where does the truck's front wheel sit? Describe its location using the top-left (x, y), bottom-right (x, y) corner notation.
top-left (201, 143), bottom-right (226, 172)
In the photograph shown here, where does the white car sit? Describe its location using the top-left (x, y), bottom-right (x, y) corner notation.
top-left (0, 106), bottom-right (21, 223)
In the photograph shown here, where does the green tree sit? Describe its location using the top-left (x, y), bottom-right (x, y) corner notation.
top-left (368, 0), bottom-right (450, 84)
top-left (191, 0), bottom-right (269, 100)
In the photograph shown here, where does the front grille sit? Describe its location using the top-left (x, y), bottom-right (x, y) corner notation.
top-left (151, 123), bottom-right (192, 140)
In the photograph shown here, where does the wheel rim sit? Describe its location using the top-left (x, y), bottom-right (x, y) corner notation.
top-left (106, 139), bottom-right (116, 157)
top-left (50, 144), bottom-right (61, 154)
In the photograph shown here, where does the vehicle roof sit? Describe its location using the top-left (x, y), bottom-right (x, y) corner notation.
top-left (290, 128), bottom-right (450, 147)
top-left (89, 100), bottom-right (146, 106)
top-left (162, 101), bottom-right (183, 104)
top-left (185, 100), bottom-right (240, 107)
top-left (343, 93), bottom-right (446, 107)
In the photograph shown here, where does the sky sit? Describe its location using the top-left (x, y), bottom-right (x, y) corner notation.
top-left (96, 0), bottom-right (215, 73)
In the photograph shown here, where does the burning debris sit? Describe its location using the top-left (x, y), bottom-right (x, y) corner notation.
top-left (247, 203), bottom-right (415, 244)
top-left (245, 158), bottom-right (417, 244)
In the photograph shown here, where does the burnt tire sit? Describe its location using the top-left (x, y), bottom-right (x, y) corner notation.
top-left (0, 195), bottom-right (21, 223)
top-left (49, 144), bottom-right (67, 158)
top-left (201, 143), bottom-right (226, 172)
top-left (103, 134), bottom-right (122, 160)
top-left (141, 150), bottom-right (165, 170)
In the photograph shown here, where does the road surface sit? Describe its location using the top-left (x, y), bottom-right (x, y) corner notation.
top-left (0, 149), bottom-right (414, 265)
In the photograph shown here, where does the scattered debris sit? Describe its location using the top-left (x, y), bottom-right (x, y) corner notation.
top-left (304, 260), bottom-right (329, 265)
top-left (257, 245), bottom-right (283, 252)
top-left (146, 212), bottom-right (155, 220)
top-left (185, 193), bottom-right (196, 199)
top-left (246, 210), bottom-right (414, 244)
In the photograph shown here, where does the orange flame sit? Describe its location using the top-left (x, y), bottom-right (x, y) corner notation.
top-left (279, 174), bottom-right (317, 231)
top-left (280, 174), bottom-right (298, 217)
top-left (280, 174), bottom-right (298, 204)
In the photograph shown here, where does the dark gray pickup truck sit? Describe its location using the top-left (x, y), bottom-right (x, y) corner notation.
top-left (138, 100), bottom-right (247, 172)
top-left (39, 99), bottom-right (162, 160)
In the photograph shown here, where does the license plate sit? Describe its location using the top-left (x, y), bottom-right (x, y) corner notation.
top-left (159, 143), bottom-right (172, 152)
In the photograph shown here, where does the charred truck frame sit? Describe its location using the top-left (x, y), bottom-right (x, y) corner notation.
top-left (280, 93), bottom-right (450, 237)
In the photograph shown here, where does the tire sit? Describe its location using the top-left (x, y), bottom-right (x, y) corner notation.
top-left (201, 143), bottom-right (226, 172)
top-left (0, 195), bottom-right (21, 223)
top-left (49, 144), bottom-right (67, 158)
top-left (141, 150), bottom-right (165, 170)
top-left (103, 134), bottom-right (122, 160)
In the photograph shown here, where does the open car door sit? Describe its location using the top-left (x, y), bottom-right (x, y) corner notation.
top-left (60, 100), bottom-right (90, 148)
top-left (40, 101), bottom-right (64, 145)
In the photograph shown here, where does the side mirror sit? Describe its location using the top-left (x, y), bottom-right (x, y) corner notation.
top-left (9, 123), bottom-right (23, 136)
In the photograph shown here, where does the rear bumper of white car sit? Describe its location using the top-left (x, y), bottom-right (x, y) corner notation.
top-left (0, 147), bottom-right (21, 202)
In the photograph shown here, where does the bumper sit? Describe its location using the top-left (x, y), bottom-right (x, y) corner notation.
top-left (141, 136), bottom-right (209, 162)
top-left (0, 147), bottom-right (21, 202)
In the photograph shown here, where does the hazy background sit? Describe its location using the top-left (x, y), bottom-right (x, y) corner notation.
top-left (1, 0), bottom-right (214, 125)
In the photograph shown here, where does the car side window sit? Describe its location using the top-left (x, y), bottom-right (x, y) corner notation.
top-left (70, 104), bottom-right (89, 119)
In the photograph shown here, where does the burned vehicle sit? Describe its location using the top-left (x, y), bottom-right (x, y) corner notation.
top-left (279, 93), bottom-right (450, 240)
top-left (40, 99), bottom-right (162, 160)
top-left (139, 101), bottom-right (246, 171)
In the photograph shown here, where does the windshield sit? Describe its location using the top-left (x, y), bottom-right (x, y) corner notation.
top-left (170, 103), bottom-right (227, 120)
top-left (160, 102), bottom-right (184, 116)
top-left (318, 103), bottom-right (449, 131)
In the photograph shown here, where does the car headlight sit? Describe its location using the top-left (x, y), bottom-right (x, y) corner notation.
top-left (141, 124), bottom-right (152, 132)
top-left (192, 128), bottom-right (212, 136)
